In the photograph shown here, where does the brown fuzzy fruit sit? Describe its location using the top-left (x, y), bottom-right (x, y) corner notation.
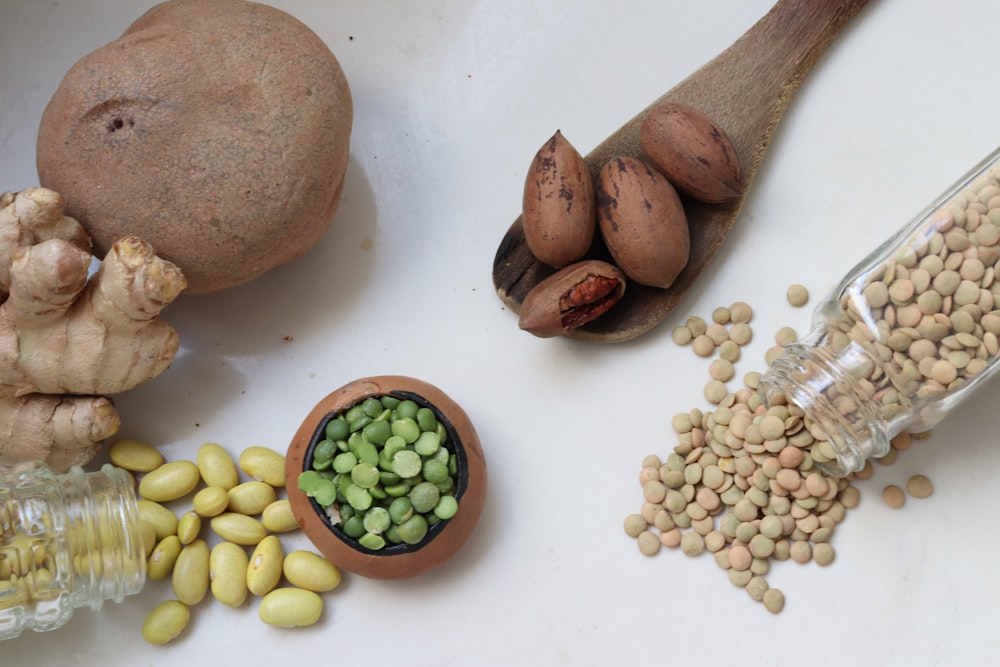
top-left (639, 103), bottom-right (741, 203)
top-left (522, 130), bottom-right (596, 268)
top-left (36, 0), bottom-right (353, 294)
top-left (596, 156), bottom-right (689, 289)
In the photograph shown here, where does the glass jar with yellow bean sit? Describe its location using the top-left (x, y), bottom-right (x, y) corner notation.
top-left (0, 461), bottom-right (146, 640)
top-left (760, 147), bottom-right (1000, 476)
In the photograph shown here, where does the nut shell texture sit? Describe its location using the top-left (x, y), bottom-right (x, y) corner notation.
top-left (285, 376), bottom-right (487, 580)
top-left (522, 130), bottom-right (596, 268)
top-left (639, 102), bottom-right (742, 203)
top-left (36, 0), bottom-right (352, 293)
top-left (596, 156), bottom-right (690, 289)
top-left (518, 260), bottom-right (625, 337)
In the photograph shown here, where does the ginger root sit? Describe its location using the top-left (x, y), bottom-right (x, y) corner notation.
top-left (0, 188), bottom-right (186, 471)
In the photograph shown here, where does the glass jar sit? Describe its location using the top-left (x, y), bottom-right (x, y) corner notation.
top-left (759, 147), bottom-right (1000, 477)
top-left (0, 461), bottom-right (146, 640)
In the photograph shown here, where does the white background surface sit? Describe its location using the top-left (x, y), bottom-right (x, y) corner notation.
top-left (1, 0), bottom-right (998, 665)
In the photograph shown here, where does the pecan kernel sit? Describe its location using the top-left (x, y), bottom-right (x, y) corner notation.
top-left (518, 260), bottom-right (626, 338)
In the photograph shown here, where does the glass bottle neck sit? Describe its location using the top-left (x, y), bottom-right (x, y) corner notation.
top-left (58, 465), bottom-right (146, 609)
top-left (758, 329), bottom-right (892, 477)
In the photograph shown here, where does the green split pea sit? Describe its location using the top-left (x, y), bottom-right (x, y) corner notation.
top-left (298, 395), bottom-right (460, 551)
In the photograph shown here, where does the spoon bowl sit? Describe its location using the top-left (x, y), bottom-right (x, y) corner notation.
top-left (492, 0), bottom-right (871, 343)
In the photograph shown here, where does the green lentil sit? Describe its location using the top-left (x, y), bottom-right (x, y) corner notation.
top-left (774, 326), bottom-right (797, 347)
top-left (786, 284), bottom-right (809, 307)
top-left (746, 576), bottom-right (769, 601)
top-left (718, 340), bottom-right (741, 363)
top-left (692, 334), bottom-right (715, 357)
top-left (812, 542), bottom-right (836, 566)
top-left (703, 380), bottom-right (728, 404)
top-left (730, 322), bottom-right (753, 346)
top-left (704, 323), bottom-right (727, 345)
top-left (685, 316), bottom-right (707, 336)
top-left (712, 306), bottom-right (731, 324)
top-left (709, 359), bottom-right (735, 382)
top-left (729, 301), bottom-right (753, 323)
top-left (636, 531), bottom-right (660, 556)
top-left (906, 474), bottom-right (934, 498)
top-left (680, 531), bottom-right (705, 556)
top-left (672, 326), bottom-right (693, 345)
top-left (762, 588), bottom-right (785, 613)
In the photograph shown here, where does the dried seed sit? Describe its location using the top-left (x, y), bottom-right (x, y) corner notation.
top-left (521, 130), bottom-right (596, 268)
top-left (786, 284), bottom-right (809, 307)
top-left (518, 260), bottom-right (626, 337)
top-left (906, 474), bottom-right (934, 499)
top-left (882, 485), bottom-right (905, 508)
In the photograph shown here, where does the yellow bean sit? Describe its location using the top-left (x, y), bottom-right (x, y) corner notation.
top-left (282, 550), bottom-right (341, 592)
top-left (246, 535), bottom-right (284, 596)
top-left (148, 535), bottom-right (183, 581)
top-left (140, 520), bottom-right (158, 559)
top-left (108, 438), bottom-right (165, 473)
top-left (172, 539), bottom-right (210, 605)
top-left (210, 512), bottom-right (267, 546)
top-left (138, 460), bottom-right (201, 503)
top-left (258, 587), bottom-right (323, 628)
top-left (138, 500), bottom-right (179, 540)
top-left (227, 481), bottom-right (277, 516)
top-left (261, 499), bottom-right (299, 533)
top-left (176, 511), bottom-right (202, 546)
top-left (142, 600), bottom-right (191, 645)
top-left (192, 486), bottom-right (230, 518)
top-left (239, 446), bottom-right (286, 487)
top-left (25, 567), bottom-right (57, 601)
top-left (196, 443), bottom-right (240, 490)
top-left (4, 533), bottom-right (36, 576)
top-left (210, 541), bottom-right (249, 607)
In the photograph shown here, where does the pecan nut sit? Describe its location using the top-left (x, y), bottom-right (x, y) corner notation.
top-left (522, 130), bottom-right (597, 268)
top-left (639, 102), bottom-right (742, 203)
top-left (596, 156), bottom-right (689, 289)
top-left (518, 260), bottom-right (626, 338)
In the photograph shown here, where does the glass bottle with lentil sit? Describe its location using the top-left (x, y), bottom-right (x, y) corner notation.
top-left (0, 461), bottom-right (146, 640)
top-left (759, 148), bottom-right (1000, 476)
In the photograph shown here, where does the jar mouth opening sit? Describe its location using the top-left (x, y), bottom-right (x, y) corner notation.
top-left (759, 342), bottom-right (889, 477)
top-left (300, 389), bottom-right (469, 557)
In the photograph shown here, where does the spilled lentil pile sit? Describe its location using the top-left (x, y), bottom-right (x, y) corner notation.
top-left (625, 288), bottom-right (934, 614)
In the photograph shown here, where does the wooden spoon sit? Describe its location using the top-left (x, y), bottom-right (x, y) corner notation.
top-left (492, 0), bottom-right (870, 343)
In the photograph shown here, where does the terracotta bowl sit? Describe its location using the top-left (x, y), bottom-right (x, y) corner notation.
top-left (285, 375), bottom-right (487, 579)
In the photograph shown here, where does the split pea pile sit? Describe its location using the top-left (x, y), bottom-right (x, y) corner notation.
top-left (298, 395), bottom-right (460, 551)
top-left (626, 288), bottom-right (935, 613)
top-left (108, 439), bottom-right (342, 645)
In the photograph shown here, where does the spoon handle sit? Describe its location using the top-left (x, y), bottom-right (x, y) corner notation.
top-left (590, 0), bottom-right (872, 177)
